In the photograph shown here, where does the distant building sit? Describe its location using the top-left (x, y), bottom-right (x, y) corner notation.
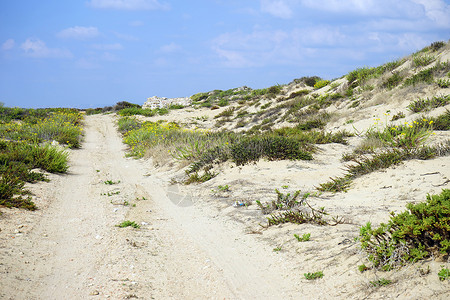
top-left (143, 96), bottom-right (191, 109)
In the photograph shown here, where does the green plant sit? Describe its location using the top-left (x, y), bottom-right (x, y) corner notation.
top-left (0, 167), bottom-right (36, 210)
top-left (438, 266), bottom-right (449, 281)
top-left (413, 54), bottom-right (435, 67)
top-left (407, 95), bottom-right (449, 113)
top-left (382, 72), bottom-right (403, 89)
top-left (217, 185), bottom-right (230, 192)
top-left (429, 41), bottom-right (446, 52)
top-left (102, 191), bottom-right (120, 196)
top-left (314, 80), bottom-right (330, 89)
top-left (391, 111), bottom-right (405, 121)
top-left (117, 220), bottom-right (140, 228)
top-left (256, 189), bottom-right (303, 213)
top-left (185, 170), bottom-right (217, 184)
top-left (104, 180), bottom-right (121, 185)
top-left (436, 78), bottom-right (450, 88)
top-left (294, 233), bottom-right (311, 242)
top-left (118, 117), bottom-right (142, 133)
top-left (369, 278), bottom-right (391, 287)
top-left (430, 110), bottom-right (450, 130)
top-left (273, 246), bottom-right (282, 252)
top-left (358, 264), bottom-right (369, 273)
top-left (304, 271), bottom-right (323, 280)
top-left (169, 104), bottom-right (185, 110)
top-left (403, 61), bottom-right (450, 87)
top-left (358, 189), bottom-right (450, 271)
top-left (117, 107), bottom-right (156, 117)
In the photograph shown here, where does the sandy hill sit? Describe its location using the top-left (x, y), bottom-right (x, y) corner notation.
top-left (1, 41), bottom-right (449, 299)
top-left (134, 41), bottom-right (450, 298)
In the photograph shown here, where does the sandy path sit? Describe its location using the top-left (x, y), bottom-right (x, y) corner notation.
top-left (1, 114), bottom-right (303, 299)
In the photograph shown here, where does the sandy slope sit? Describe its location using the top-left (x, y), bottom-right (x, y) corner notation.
top-left (0, 114), bottom-right (309, 299)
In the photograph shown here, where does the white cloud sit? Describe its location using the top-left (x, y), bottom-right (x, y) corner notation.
top-left (57, 26), bottom-right (100, 39)
top-left (261, 0), bottom-right (293, 19)
top-left (20, 38), bottom-right (72, 58)
top-left (212, 27), bottom-right (348, 68)
top-left (412, 0), bottom-right (450, 28)
top-left (2, 39), bottom-right (15, 50)
top-left (88, 0), bottom-right (170, 10)
top-left (92, 43), bottom-right (123, 50)
top-left (300, 0), bottom-right (433, 19)
top-left (158, 42), bottom-right (181, 53)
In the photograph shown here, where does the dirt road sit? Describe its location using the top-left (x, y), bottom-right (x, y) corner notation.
top-left (1, 115), bottom-right (303, 299)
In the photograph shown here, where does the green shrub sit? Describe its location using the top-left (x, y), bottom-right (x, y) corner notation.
top-left (256, 189), bottom-right (302, 213)
top-left (191, 92), bottom-right (209, 103)
top-left (294, 233), bottom-right (311, 242)
top-left (438, 267), bottom-right (450, 281)
top-left (391, 111), bottom-right (405, 121)
top-left (267, 85), bottom-right (282, 97)
top-left (230, 136), bottom-right (312, 166)
top-left (117, 117), bottom-right (142, 133)
top-left (382, 73), bottom-right (403, 89)
top-left (358, 189), bottom-right (450, 271)
top-left (304, 271), bottom-right (323, 280)
top-left (412, 54), bottom-right (435, 67)
top-left (314, 80), bottom-right (330, 89)
top-left (407, 95), bottom-right (449, 113)
top-left (347, 67), bottom-right (377, 86)
top-left (431, 110), bottom-right (450, 130)
top-left (436, 78), bottom-right (450, 88)
top-left (0, 167), bottom-right (36, 210)
top-left (287, 90), bottom-right (309, 99)
top-left (369, 278), bottom-right (392, 287)
top-left (214, 107), bottom-right (235, 119)
top-left (114, 101), bottom-right (141, 110)
top-left (429, 41), bottom-right (446, 52)
top-left (169, 104), bottom-right (185, 109)
top-left (117, 220), bottom-right (140, 228)
top-left (118, 107), bottom-right (156, 117)
top-left (404, 62), bottom-right (450, 87)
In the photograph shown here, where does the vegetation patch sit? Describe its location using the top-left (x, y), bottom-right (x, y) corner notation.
top-left (304, 271), bottom-right (324, 280)
top-left (117, 220), bottom-right (140, 229)
top-left (358, 189), bottom-right (450, 271)
top-left (314, 80), bottom-right (330, 89)
top-left (407, 95), bottom-right (449, 113)
top-left (319, 118), bottom-right (444, 192)
top-left (0, 106), bottom-right (77, 210)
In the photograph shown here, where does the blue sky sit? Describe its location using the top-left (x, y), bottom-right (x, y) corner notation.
top-left (1, 0), bottom-right (449, 108)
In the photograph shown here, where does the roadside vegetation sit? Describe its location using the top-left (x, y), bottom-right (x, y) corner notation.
top-left (358, 189), bottom-right (450, 271)
top-left (0, 105), bottom-right (82, 210)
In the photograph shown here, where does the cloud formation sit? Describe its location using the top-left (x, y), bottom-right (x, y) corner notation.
top-left (20, 38), bottom-right (72, 58)
top-left (88, 0), bottom-right (169, 10)
top-left (2, 39), bottom-right (15, 50)
top-left (261, 0), bottom-right (293, 19)
top-left (57, 26), bottom-right (100, 40)
top-left (158, 42), bottom-right (182, 53)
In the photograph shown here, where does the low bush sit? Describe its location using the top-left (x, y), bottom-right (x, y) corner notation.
top-left (117, 117), bottom-right (142, 133)
top-left (430, 110), bottom-right (450, 130)
top-left (358, 189), bottom-right (450, 271)
top-left (314, 80), bottom-right (330, 89)
top-left (117, 107), bottom-right (156, 117)
top-left (382, 73), bottom-right (403, 89)
top-left (230, 135), bottom-right (312, 166)
top-left (436, 78), bottom-right (450, 88)
top-left (412, 54), bottom-right (435, 68)
top-left (407, 95), bottom-right (449, 113)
